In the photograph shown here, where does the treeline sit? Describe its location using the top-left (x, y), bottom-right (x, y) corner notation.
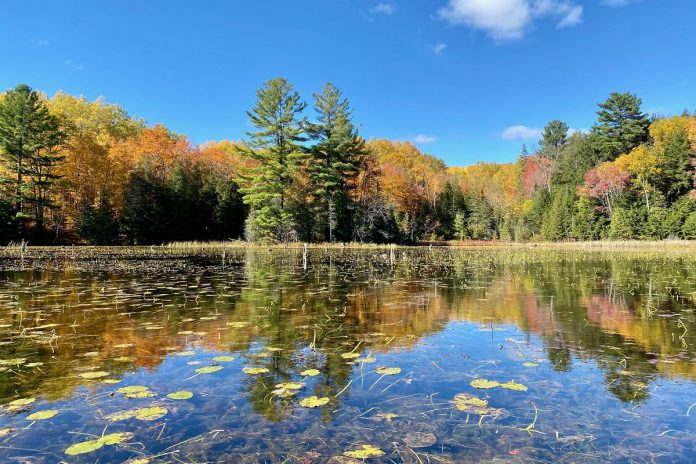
top-left (0, 81), bottom-right (694, 244)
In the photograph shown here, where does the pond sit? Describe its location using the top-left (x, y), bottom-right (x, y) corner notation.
top-left (0, 247), bottom-right (695, 463)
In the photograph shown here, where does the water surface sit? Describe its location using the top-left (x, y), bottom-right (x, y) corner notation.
top-left (0, 248), bottom-right (695, 463)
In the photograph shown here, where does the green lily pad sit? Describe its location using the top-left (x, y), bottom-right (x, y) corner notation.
top-left (134, 406), bottom-right (168, 421)
top-left (176, 351), bottom-right (197, 356)
top-left (300, 369), bottom-right (320, 377)
top-left (167, 391), bottom-right (193, 400)
top-left (65, 432), bottom-right (133, 455)
top-left (243, 367), bottom-right (269, 375)
top-left (212, 355), bottom-right (234, 362)
top-left (501, 380), bottom-right (528, 391)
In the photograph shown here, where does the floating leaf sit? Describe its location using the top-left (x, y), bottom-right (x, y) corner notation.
top-left (118, 386), bottom-right (149, 395)
top-left (470, 379), bottom-right (500, 389)
top-left (227, 321), bottom-right (249, 328)
top-left (65, 432), bottom-right (133, 455)
top-left (8, 397), bottom-right (35, 408)
top-left (299, 396), bottom-right (329, 408)
top-left (27, 410), bottom-right (58, 420)
top-left (376, 367), bottom-right (401, 375)
top-left (195, 365), bottom-right (223, 374)
top-left (243, 367), bottom-right (269, 375)
top-left (301, 369), bottom-right (320, 377)
top-left (343, 444), bottom-right (385, 459)
top-left (167, 391), bottom-right (193, 400)
top-left (341, 352), bottom-right (360, 360)
top-left (404, 432), bottom-right (437, 448)
top-left (356, 356), bottom-right (376, 364)
top-left (212, 355), bottom-right (234, 362)
top-left (124, 390), bottom-right (156, 399)
top-left (176, 351), bottom-right (196, 357)
top-left (275, 382), bottom-right (304, 390)
top-left (134, 406), bottom-right (168, 421)
top-left (0, 428), bottom-right (14, 436)
top-left (523, 362), bottom-right (539, 367)
top-left (501, 380), bottom-right (528, 391)
top-left (79, 371), bottom-right (110, 379)
top-left (371, 412), bottom-right (399, 422)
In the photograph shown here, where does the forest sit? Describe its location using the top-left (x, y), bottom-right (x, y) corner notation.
top-left (0, 80), bottom-right (694, 245)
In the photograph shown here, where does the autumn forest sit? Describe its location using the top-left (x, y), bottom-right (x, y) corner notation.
top-left (0, 80), bottom-right (695, 245)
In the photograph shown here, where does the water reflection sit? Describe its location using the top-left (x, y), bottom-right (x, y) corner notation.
top-left (0, 249), bottom-right (695, 462)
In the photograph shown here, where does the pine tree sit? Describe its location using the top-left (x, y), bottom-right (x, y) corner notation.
top-left (306, 83), bottom-right (363, 242)
top-left (539, 120), bottom-right (569, 160)
top-left (592, 92), bottom-right (650, 161)
top-left (0, 84), bottom-right (64, 236)
top-left (238, 78), bottom-right (306, 242)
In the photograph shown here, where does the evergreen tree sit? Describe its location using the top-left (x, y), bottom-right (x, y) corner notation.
top-left (682, 212), bottom-right (696, 239)
top-left (306, 83), bottom-right (363, 242)
top-left (466, 196), bottom-right (495, 240)
top-left (238, 78), bottom-right (306, 242)
top-left (539, 120), bottom-right (569, 160)
top-left (592, 92), bottom-right (650, 161)
top-left (0, 84), bottom-right (65, 236)
top-left (76, 194), bottom-right (119, 244)
top-left (608, 207), bottom-right (638, 239)
top-left (658, 128), bottom-right (693, 203)
top-left (540, 187), bottom-right (576, 241)
top-left (571, 196), bottom-right (601, 240)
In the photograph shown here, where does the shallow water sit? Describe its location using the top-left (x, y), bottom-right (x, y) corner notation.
top-left (0, 248), bottom-right (695, 463)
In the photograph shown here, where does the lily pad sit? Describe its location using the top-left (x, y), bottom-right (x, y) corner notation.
top-left (65, 432), bottom-right (133, 456)
top-left (299, 396), bottom-right (330, 408)
top-left (117, 386), bottom-right (149, 395)
top-left (376, 367), bottom-right (401, 375)
top-left (212, 355), bottom-right (234, 362)
top-left (501, 380), bottom-right (528, 391)
top-left (135, 406), bottom-right (168, 421)
top-left (470, 379), bottom-right (500, 389)
top-left (404, 432), bottom-right (437, 448)
top-left (167, 391), bottom-right (193, 400)
top-left (523, 362), bottom-right (539, 367)
top-left (8, 397), bottom-right (35, 408)
top-left (195, 365), bottom-right (223, 374)
top-left (27, 410), bottom-right (58, 420)
top-left (341, 352), bottom-right (361, 359)
top-left (243, 367), bottom-right (269, 375)
top-left (176, 351), bottom-right (197, 357)
top-left (343, 444), bottom-right (385, 459)
top-left (301, 369), bottom-right (320, 377)
top-left (79, 371), bottom-right (110, 379)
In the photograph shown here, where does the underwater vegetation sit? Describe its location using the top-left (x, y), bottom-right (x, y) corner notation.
top-left (0, 246), bottom-right (695, 462)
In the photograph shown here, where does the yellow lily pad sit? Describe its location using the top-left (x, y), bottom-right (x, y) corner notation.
top-left (341, 352), bottom-right (361, 359)
top-left (501, 380), bottom-right (528, 391)
top-left (343, 444), bottom-right (385, 459)
top-left (27, 410), bottom-right (58, 420)
top-left (243, 367), bottom-right (269, 375)
top-left (79, 371), bottom-right (110, 379)
top-left (470, 379), bottom-right (500, 389)
top-left (376, 367), bottom-right (401, 375)
top-left (212, 355), bottom-right (234, 362)
top-left (8, 397), bottom-right (35, 408)
top-left (195, 365), bottom-right (223, 374)
top-left (118, 386), bottom-right (149, 395)
top-left (176, 351), bottom-right (196, 356)
top-left (523, 362), bottom-right (539, 367)
top-left (301, 369), bottom-right (320, 377)
top-left (299, 396), bottom-right (330, 408)
top-left (65, 432), bottom-right (133, 455)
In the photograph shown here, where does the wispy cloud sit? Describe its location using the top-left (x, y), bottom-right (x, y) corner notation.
top-left (438, 0), bottom-right (583, 41)
top-left (432, 43), bottom-right (448, 55)
top-left (64, 59), bottom-right (84, 70)
top-left (413, 134), bottom-right (437, 144)
top-left (502, 125), bottom-right (542, 140)
top-left (371, 2), bottom-right (396, 15)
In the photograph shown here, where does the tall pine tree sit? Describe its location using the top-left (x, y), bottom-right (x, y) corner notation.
top-left (0, 84), bottom-right (64, 237)
top-left (592, 92), bottom-right (650, 161)
top-left (238, 78), bottom-right (306, 242)
top-left (306, 83), bottom-right (364, 242)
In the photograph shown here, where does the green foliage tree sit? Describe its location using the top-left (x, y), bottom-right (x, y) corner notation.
top-left (682, 211), bottom-right (696, 239)
top-left (306, 83), bottom-right (363, 242)
top-left (76, 194), bottom-right (119, 244)
top-left (238, 78), bottom-right (306, 242)
top-left (657, 128), bottom-right (693, 203)
top-left (539, 120), bottom-right (569, 160)
top-left (467, 196), bottom-right (495, 240)
top-left (592, 92), bottom-right (650, 161)
top-left (571, 196), bottom-right (601, 240)
top-left (0, 84), bottom-right (65, 237)
top-left (608, 207), bottom-right (639, 239)
top-left (540, 187), bottom-right (576, 241)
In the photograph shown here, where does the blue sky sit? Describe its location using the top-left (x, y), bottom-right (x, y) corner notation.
top-left (0, 0), bottom-right (694, 166)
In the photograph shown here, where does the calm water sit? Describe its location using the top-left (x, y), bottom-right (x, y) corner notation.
top-left (0, 248), bottom-right (695, 463)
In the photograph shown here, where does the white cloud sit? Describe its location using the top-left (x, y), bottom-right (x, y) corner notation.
top-left (568, 127), bottom-right (589, 136)
top-left (502, 125), bottom-right (542, 140)
top-left (433, 42), bottom-right (447, 55)
top-left (371, 2), bottom-right (396, 15)
top-left (64, 59), bottom-right (84, 70)
top-left (438, 0), bottom-right (583, 41)
top-left (413, 134), bottom-right (437, 144)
